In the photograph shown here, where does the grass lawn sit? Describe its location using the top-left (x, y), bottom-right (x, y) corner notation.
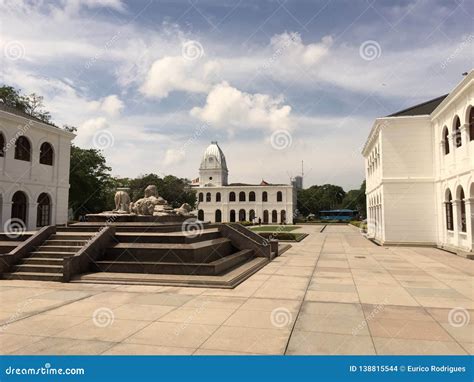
top-left (249, 225), bottom-right (300, 232)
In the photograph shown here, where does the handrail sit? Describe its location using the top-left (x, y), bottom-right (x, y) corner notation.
top-left (227, 223), bottom-right (268, 245)
top-left (0, 225), bottom-right (55, 273)
top-left (63, 225), bottom-right (115, 282)
top-left (219, 223), bottom-right (274, 259)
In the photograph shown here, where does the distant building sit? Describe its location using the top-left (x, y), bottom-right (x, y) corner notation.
top-left (192, 142), bottom-right (296, 223)
top-left (0, 104), bottom-right (75, 231)
top-left (292, 175), bottom-right (303, 190)
top-left (362, 71), bottom-right (473, 255)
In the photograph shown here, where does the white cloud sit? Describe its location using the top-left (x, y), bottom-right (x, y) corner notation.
top-left (163, 148), bottom-right (186, 166)
top-left (89, 95), bottom-right (124, 116)
top-left (140, 56), bottom-right (219, 99)
top-left (190, 82), bottom-right (292, 131)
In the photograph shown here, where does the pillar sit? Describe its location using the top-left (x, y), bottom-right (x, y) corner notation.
top-left (465, 197), bottom-right (473, 251)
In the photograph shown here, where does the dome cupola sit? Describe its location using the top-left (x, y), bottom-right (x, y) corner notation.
top-left (199, 141), bottom-right (229, 186)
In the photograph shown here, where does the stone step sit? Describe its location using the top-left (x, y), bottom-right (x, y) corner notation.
top-left (11, 264), bottom-right (63, 274)
top-left (2, 272), bottom-right (63, 282)
top-left (21, 257), bottom-right (64, 266)
top-left (43, 240), bottom-right (89, 246)
top-left (114, 229), bottom-right (220, 244)
top-left (35, 245), bottom-right (82, 253)
top-left (49, 233), bottom-right (93, 241)
top-left (29, 251), bottom-right (76, 258)
top-left (56, 226), bottom-right (101, 233)
top-left (103, 238), bottom-right (233, 263)
top-left (93, 249), bottom-right (253, 276)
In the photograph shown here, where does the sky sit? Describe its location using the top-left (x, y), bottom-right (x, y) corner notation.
top-left (0, 0), bottom-right (472, 190)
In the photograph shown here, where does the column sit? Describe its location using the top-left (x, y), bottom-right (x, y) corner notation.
top-left (1, 201), bottom-right (12, 230)
top-left (452, 199), bottom-right (460, 247)
top-left (465, 197), bottom-right (473, 251)
top-left (462, 123), bottom-right (470, 158)
top-left (28, 202), bottom-right (38, 231)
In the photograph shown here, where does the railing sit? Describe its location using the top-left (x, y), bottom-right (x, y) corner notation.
top-left (0, 225), bottom-right (55, 274)
top-left (219, 223), bottom-right (275, 259)
top-left (63, 226), bottom-right (115, 282)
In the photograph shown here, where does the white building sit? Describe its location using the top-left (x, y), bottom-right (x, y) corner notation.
top-left (0, 104), bottom-right (75, 231)
top-left (362, 71), bottom-right (473, 256)
top-left (193, 142), bottom-right (296, 224)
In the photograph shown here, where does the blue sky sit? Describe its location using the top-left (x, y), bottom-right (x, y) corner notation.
top-left (1, 0), bottom-right (472, 189)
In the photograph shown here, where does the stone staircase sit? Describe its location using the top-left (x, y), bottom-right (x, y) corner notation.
top-left (2, 229), bottom-right (97, 282)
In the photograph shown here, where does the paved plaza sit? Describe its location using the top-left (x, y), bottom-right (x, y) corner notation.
top-left (0, 225), bottom-right (472, 355)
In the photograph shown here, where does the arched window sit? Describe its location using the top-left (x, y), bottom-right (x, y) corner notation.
top-left (238, 209), bottom-right (246, 221)
top-left (262, 191), bottom-right (268, 202)
top-left (198, 209), bottom-right (204, 220)
top-left (272, 210), bottom-right (278, 223)
top-left (263, 210), bottom-right (269, 224)
top-left (216, 192), bottom-right (221, 202)
top-left (11, 191), bottom-right (28, 225)
top-left (229, 192), bottom-right (236, 202)
top-left (215, 209), bottom-right (222, 223)
top-left (37, 193), bottom-right (51, 227)
top-left (249, 191), bottom-right (256, 202)
top-left (281, 210), bottom-right (286, 224)
top-left (459, 187), bottom-right (466, 233)
top-left (239, 191), bottom-right (246, 202)
top-left (230, 209), bottom-right (236, 222)
top-left (39, 142), bottom-right (53, 165)
top-left (0, 133), bottom-right (4, 157)
top-left (469, 106), bottom-right (474, 141)
top-left (442, 126), bottom-right (450, 155)
top-left (198, 192), bottom-right (203, 202)
top-left (206, 192), bottom-right (211, 202)
top-left (453, 116), bottom-right (462, 148)
top-left (445, 190), bottom-right (453, 231)
top-left (249, 209), bottom-right (255, 221)
top-left (14, 136), bottom-right (31, 161)
top-left (277, 191), bottom-right (283, 202)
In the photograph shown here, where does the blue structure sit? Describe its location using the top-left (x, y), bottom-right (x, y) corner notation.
top-left (319, 209), bottom-right (358, 221)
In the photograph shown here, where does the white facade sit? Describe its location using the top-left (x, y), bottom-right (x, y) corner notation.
top-left (0, 105), bottom-right (75, 231)
top-left (193, 142), bottom-right (296, 224)
top-left (362, 72), bottom-right (474, 254)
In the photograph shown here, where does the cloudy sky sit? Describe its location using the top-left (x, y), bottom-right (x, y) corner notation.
top-left (1, 0), bottom-right (472, 190)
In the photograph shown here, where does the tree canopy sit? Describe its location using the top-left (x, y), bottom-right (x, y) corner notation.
top-left (0, 85), bottom-right (52, 123)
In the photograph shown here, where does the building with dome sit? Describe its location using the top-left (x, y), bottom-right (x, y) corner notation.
top-left (192, 141), bottom-right (296, 224)
top-left (362, 71), bottom-right (473, 257)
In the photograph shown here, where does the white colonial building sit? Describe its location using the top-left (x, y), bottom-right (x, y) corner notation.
top-left (0, 104), bottom-right (75, 231)
top-left (362, 71), bottom-right (473, 256)
top-left (193, 142), bottom-right (296, 224)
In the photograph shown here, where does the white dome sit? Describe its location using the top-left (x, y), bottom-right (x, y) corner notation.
top-left (200, 141), bottom-right (228, 171)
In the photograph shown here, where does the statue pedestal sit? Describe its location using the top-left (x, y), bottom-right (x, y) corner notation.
top-left (85, 214), bottom-right (191, 223)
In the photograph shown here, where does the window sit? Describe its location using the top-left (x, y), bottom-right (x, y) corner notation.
top-left (239, 191), bottom-right (246, 202)
top-left (263, 210), bottom-right (269, 224)
top-left (39, 142), bottom-right (53, 165)
top-left (469, 106), bottom-right (474, 141)
top-left (229, 192), bottom-right (236, 202)
top-left (459, 188), bottom-right (466, 233)
top-left (198, 209), bottom-right (204, 220)
top-left (230, 209), bottom-right (236, 222)
top-left (262, 191), bottom-right (268, 202)
top-left (238, 209), bottom-right (246, 221)
top-left (198, 192), bottom-right (203, 202)
top-left (11, 191), bottom-right (28, 225)
top-left (206, 192), bottom-right (211, 202)
top-left (0, 133), bottom-right (4, 157)
top-left (453, 116), bottom-right (462, 148)
top-left (249, 191), bottom-right (255, 202)
top-left (249, 209), bottom-right (255, 221)
top-left (272, 210), bottom-right (278, 223)
top-left (216, 192), bottom-right (221, 202)
top-left (36, 193), bottom-right (51, 227)
top-left (281, 210), bottom-right (286, 224)
top-left (445, 190), bottom-right (454, 231)
top-left (14, 136), bottom-right (31, 161)
top-left (277, 191), bottom-right (283, 202)
top-left (215, 209), bottom-right (222, 223)
top-left (443, 127), bottom-right (450, 155)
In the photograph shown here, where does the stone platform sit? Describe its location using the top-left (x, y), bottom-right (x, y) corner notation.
top-left (85, 213), bottom-right (190, 223)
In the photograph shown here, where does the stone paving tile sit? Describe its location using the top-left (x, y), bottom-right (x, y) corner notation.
top-left (159, 307), bottom-right (235, 326)
top-left (373, 337), bottom-right (467, 355)
top-left (0, 333), bottom-right (45, 354)
top-left (125, 322), bottom-right (218, 348)
top-left (223, 309), bottom-right (295, 330)
top-left (181, 296), bottom-right (246, 311)
top-left (238, 298), bottom-right (301, 312)
top-left (112, 304), bottom-right (176, 321)
top-left (11, 337), bottom-right (115, 355)
top-left (295, 313), bottom-right (369, 336)
top-left (102, 343), bottom-right (194, 355)
top-left (305, 290), bottom-right (360, 303)
top-left (367, 318), bottom-right (452, 341)
top-left (2, 314), bottom-right (87, 337)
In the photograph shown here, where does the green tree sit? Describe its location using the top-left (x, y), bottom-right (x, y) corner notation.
top-left (0, 85), bottom-right (27, 110)
top-left (342, 181), bottom-right (366, 218)
top-left (297, 184), bottom-right (346, 216)
top-left (69, 145), bottom-right (113, 219)
top-left (0, 85), bottom-right (52, 123)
